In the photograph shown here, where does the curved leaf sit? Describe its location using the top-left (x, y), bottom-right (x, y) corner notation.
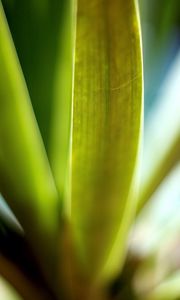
top-left (0, 212), bottom-right (56, 299)
top-left (146, 271), bottom-right (180, 300)
top-left (0, 3), bottom-right (59, 281)
top-left (131, 163), bottom-right (180, 258)
top-left (3, 0), bottom-right (76, 203)
top-left (0, 194), bottom-right (22, 234)
top-left (138, 136), bottom-right (180, 213)
top-left (138, 51), bottom-right (180, 213)
top-left (1, 0), bottom-right (66, 150)
top-left (49, 0), bottom-right (76, 205)
top-left (70, 0), bottom-right (143, 281)
top-left (0, 256), bottom-right (52, 300)
top-left (0, 276), bottom-right (22, 300)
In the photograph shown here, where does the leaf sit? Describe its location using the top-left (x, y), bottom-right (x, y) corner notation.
top-left (145, 271), bottom-right (180, 300)
top-left (130, 163), bottom-right (180, 258)
top-left (138, 51), bottom-right (180, 213)
top-left (138, 136), bottom-right (180, 213)
top-left (0, 276), bottom-right (22, 300)
top-left (0, 2), bottom-right (59, 281)
top-left (0, 194), bottom-right (22, 234)
top-left (131, 165), bottom-right (180, 299)
top-left (1, 0), bottom-right (66, 150)
top-left (49, 0), bottom-right (76, 204)
top-left (0, 257), bottom-right (52, 300)
top-left (70, 0), bottom-right (143, 281)
top-left (3, 0), bottom-right (76, 202)
top-left (0, 212), bottom-right (53, 297)
top-left (139, 0), bottom-right (180, 117)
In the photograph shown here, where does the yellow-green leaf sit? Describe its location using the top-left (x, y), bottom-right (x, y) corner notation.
top-left (145, 271), bottom-right (180, 300)
top-left (3, 0), bottom-right (76, 203)
top-left (70, 0), bottom-right (143, 281)
top-left (0, 3), bottom-right (58, 280)
top-left (49, 0), bottom-right (76, 207)
top-left (0, 276), bottom-right (22, 300)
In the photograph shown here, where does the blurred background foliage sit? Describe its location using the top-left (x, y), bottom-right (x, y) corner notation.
top-left (0, 0), bottom-right (180, 299)
top-left (139, 0), bottom-right (180, 117)
top-left (2, 0), bottom-right (65, 148)
top-left (127, 0), bottom-right (180, 299)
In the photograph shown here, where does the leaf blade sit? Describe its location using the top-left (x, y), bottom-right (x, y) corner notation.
top-left (49, 0), bottom-right (76, 209)
top-left (71, 0), bottom-right (143, 280)
top-left (138, 50), bottom-right (180, 213)
top-left (0, 2), bottom-right (59, 281)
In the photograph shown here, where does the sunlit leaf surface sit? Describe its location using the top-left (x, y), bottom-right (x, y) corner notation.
top-left (71, 0), bottom-right (143, 280)
top-left (0, 277), bottom-right (22, 300)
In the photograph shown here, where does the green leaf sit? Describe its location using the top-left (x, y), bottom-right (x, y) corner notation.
top-left (1, 0), bottom-right (66, 150)
top-left (131, 165), bottom-right (180, 299)
top-left (49, 0), bottom-right (76, 205)
top-left (138, 136), bottom-right (180, 213)
top-left (3, 0), bottom-right (76, 202)
top-left (146, 271), bottom-right (180, 300)
top-left (0, 2), bottom-right (59, 280)
top-left (138, 51), bottom-right (180, 213)
top-left (70, 0), bottom-right (143, 281)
